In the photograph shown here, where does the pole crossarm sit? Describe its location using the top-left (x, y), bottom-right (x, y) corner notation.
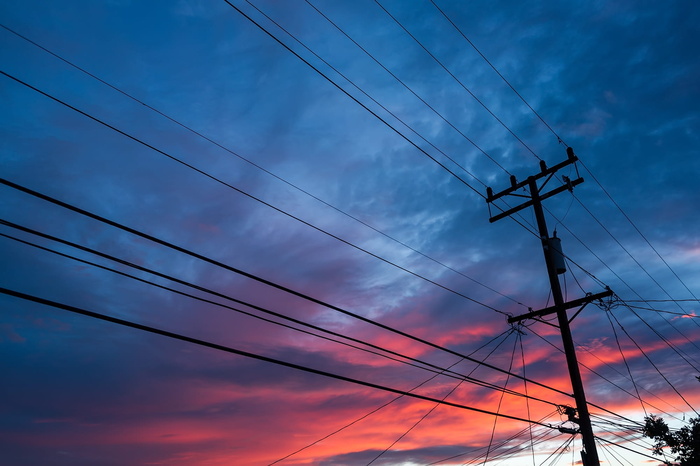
top-left (486, 147), bottom-right (583, 223)
top-left (488, 177), bottom-right (583, 223)
top-left (486, 147), bottom-right (579, 203)
top-left (508, 288), bottom-right (613, 324)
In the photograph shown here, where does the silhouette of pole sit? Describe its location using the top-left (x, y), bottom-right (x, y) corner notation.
top-left (485, 148), bottom-right (603, 466)
top-left (528, 176), bottom-right (600, 466)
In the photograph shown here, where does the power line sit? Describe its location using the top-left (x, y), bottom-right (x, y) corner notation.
top-left (3, 226), bottom-right (576, 466)
top-left (299, 0), bottom-right (512, 175)
top-left (518, 329), bottom-right (537, 466)
top-left (606, 306), bottom-right (698, 415)
top-left (624, 303), bottom-right (699, 318)
top-left (578, 160), bottom-right (700, 307)
top-left (366, 329), bottom-right (518, 465)
top-left (426, 411), bottom-right (560, 465)
top-left (0, 177), bottom-right (569, 395)
top-left (428, 0), bottom-right (565, 145)
top-left (0, 286), bottom-right (557, 429)
top-left (220, 1), bottom-right (484, 197)
top-left (0, 222), bottom-right (560, 408)
top-left (0, 23), bottom-right (531, 313)
top-left (224, 1), bottom-right (543, 239)
top-left (571, 191), bottom-right (698, 322)
top-left (430, 1), bottom-right (699, 315)
top-left (611, 297), bottom-right (700, 372)
top-left (595, 435), bottom-right (666, 463)
top-left (544, 201), bottom-right (700, 367)
top-left (374, 0), bottom-right (543, 162)
top-left (482, 334), bottom-right (519, 465)
top-left (270, 329), bottom-right (514, 464)
top-left (0, 227), bottom-right (495, 388)
top-left (603, 305), bottom-right (648, 416)
top-left (0, 69), bottom-right (508, 316)
top-left (526, 327), bottom-right (683, 423)
top-left (429, 0), bottom-right (700, 344)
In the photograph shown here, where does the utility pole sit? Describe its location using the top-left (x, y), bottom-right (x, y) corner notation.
top-left (485, 147), bottom-right (612, 466)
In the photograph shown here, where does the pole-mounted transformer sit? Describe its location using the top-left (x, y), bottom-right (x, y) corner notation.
top-left (547, 231), bottom-right (566, 275)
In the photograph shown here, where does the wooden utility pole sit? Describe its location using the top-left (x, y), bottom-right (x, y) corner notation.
top-left (485, 147), bottom-right (612, 466)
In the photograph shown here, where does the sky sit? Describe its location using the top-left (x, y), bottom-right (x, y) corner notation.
top-left (1, 1), bottom-right (699, 465)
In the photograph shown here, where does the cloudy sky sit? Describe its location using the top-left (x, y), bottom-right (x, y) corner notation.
top-left (1, 1), bottom-right (699, 465)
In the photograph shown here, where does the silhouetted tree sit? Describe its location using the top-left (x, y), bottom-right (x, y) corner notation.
top-left (643, 415), bottom-right (700, 465)
top-left (643, 377), bottom-right (700, 465)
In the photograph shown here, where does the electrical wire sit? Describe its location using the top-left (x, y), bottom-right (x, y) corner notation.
top-left (602, 305), bottom-right (648, 416)
top-left (220, 1), bottom-right (484, 197)
top-left (366, 329), bottom-right (521, 465)
top-left (0, 178), bottom-right (571, 396)
top-left (543, 202), bottom-right (700, 370)
top-left (527, 327), bottom-right (683, 423)
top-left (571, 191), bottom-right (700, 342)
top-left (0, 22), bottom-right (531, 311)
top-left (518, 329), bottom-right (537, 466)
top-left (595, 435), bottom-right (666, 463)
top-left (0, 220), bottom-right (568, 411)
top-left (270, 329), bottom-right (514, 464)
top-left (576, 342), bottom-right (685, 418)
top-left (614, 297), bottom-right (700, 372)
top-left (300, 0), bottom-right (512, 176)
top-left (374, 0), bottom-right (543, 162)
top-left (0, 226), bottom-right (536, 396)
top-left (428, 0), bottom-right (565, 145)
top-left (578, 159), bottom-right (700, 309)
top-left (0, 286), bottom-right (560, 428)
top-left (607, 307), bottom-right (699, 415)
top-left (0, 70), bottom-right (512, 317)
top-left (428, 2), bottom-right (699, 325)
top-left (426, 411), bottom-right (559, 465)
top-left (224, 0), bottom-right (543, 239)
top-left (482, 333), bottom-right (518, 465)
top-left (6, 7), bottom-right (696, 462)
top-left (424, 1), bottom-right (700, 412)
top-left (624, 303), bottom-right (699, 318)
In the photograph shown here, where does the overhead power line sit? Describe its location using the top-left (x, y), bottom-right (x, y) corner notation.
top-left (0, 69), bottom-right (507, 316)
top-left (270, 329), bottom-right (514, 465)
top-left (221, 1), bottom-right (484, 197)
top-left (428, 0), bottom-right (565, 145)
top-left (0, 177), bottom-right (568, 395)
top-left (236, 0), bottom-right (541, 239)
top-left (367, 328), bottom-right (518, 465)
top-left (0, 223), bottom-right (556, 405)
top-left (300, 0), bottom-right (511, 175)
top-left (0, 286), bottom-right (557, 429)
top-left (222, 2), bottom-right (543, 238)
top-left (0, 22), bottom-right (531, 312)
top-left (606, 306), bottom-right (698, 415)
top-left (375, 0), bottom-right (543, 162)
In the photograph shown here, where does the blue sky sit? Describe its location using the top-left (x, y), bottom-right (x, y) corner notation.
top-left (1, 1), bottom-right (699, 465)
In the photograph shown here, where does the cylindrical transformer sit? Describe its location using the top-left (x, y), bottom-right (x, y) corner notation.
top-left (548, 235), bottom-right (567, 274)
